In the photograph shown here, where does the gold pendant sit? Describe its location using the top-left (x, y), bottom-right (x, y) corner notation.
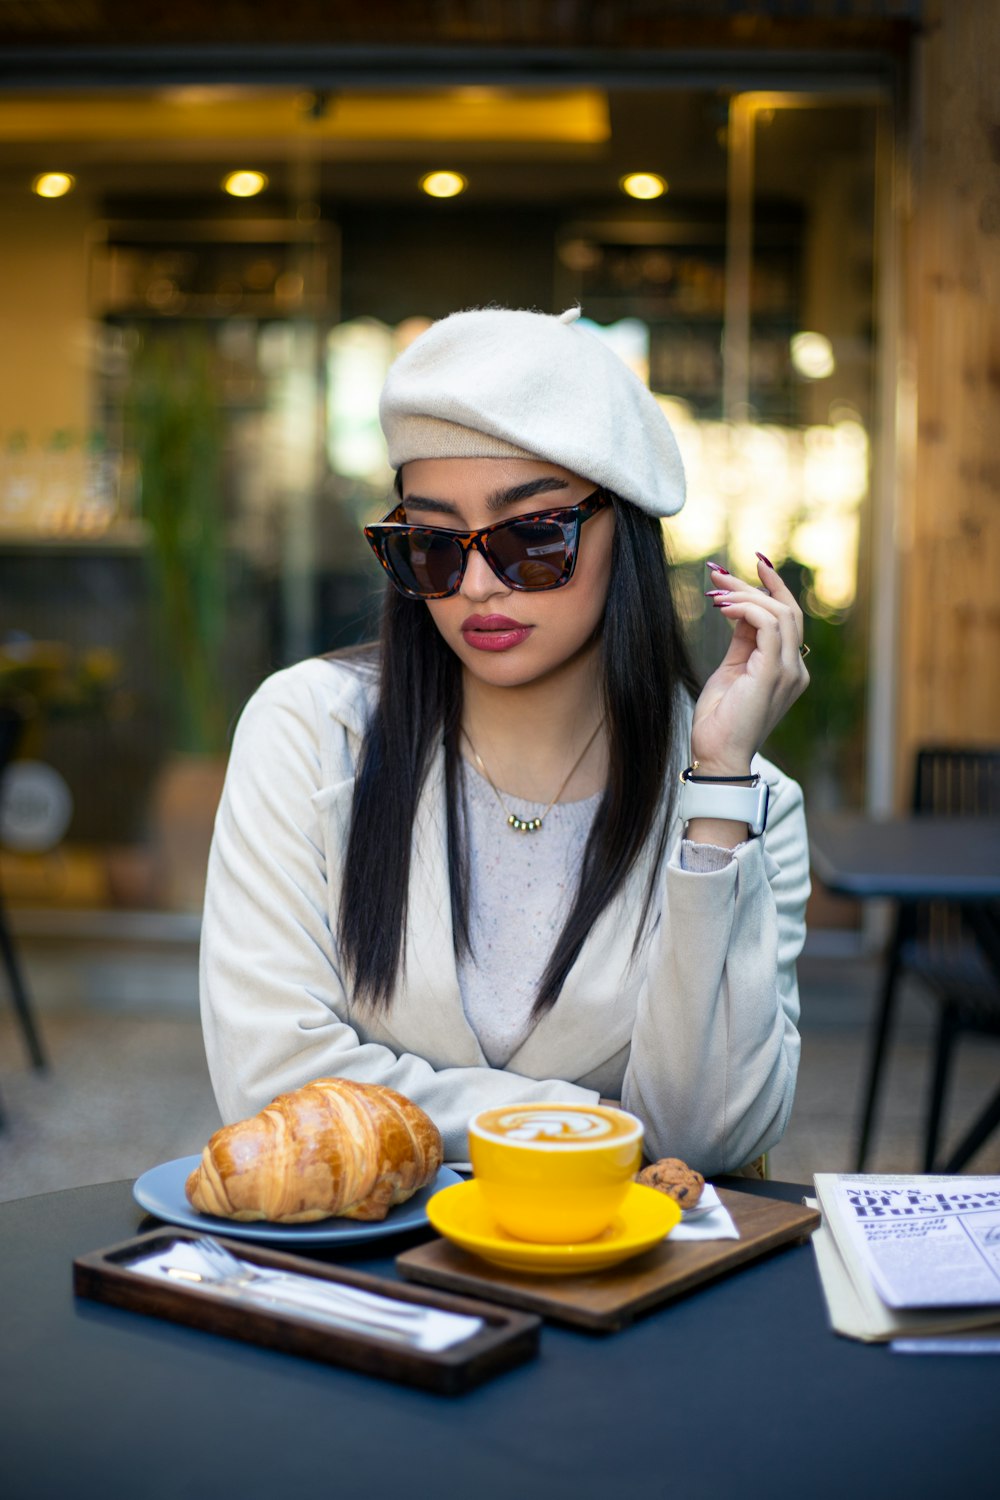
top-left (507, 813), bottom-right (543, 833)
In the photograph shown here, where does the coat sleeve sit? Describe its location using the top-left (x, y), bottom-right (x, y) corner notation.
top-left (620, 763), bottom-right (809, 1176)
top-left (198, 665), bottom-right (597, 1161)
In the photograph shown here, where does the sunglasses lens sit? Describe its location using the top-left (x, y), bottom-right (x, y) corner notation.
top-left (372, 504), bottom-right (587, 599)
top-left (488, 518), bottom-right (573, 590)
top-left (383, 530), bottom-right (464, 597)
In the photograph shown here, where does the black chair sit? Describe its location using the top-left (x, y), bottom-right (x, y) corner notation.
top-left (0, 707), bottom-right (48, 1123)
top-left (855, 747), bottom-right (1000, 1173)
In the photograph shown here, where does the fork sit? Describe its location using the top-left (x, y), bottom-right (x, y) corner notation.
top-left (193, 1236), bottom-right (423, 1315)
top-left (165, 1236), bottom-right (425, 1341)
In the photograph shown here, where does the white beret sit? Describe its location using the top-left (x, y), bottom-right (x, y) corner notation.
top-left (379, 305), bottom-right (685, 518)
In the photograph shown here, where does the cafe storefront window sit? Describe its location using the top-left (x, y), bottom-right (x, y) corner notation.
top-left (0, 80), bottom-right (887, 923)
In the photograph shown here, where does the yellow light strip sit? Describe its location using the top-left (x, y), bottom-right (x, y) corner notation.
top-left (0, 91), bottom-right (609, 145)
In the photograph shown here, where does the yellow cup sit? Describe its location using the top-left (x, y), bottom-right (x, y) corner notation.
top-left (468, 1102), bottom-right (644, 1243)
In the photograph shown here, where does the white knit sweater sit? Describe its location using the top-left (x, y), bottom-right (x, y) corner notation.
top-left (458, 764), bottom-right (737, 1067)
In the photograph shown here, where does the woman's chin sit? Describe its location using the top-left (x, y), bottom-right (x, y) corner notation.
top-left (455, 635), bottom-right (600, 694)
top-left (458, 647), bottom-right (549, 690)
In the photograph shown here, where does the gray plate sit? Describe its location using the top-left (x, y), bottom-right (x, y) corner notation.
top-left (133, 1155), bottom-right (461, 1244)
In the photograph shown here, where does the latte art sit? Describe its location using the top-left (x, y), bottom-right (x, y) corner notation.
top-left (496, 1109), bottom-right (615, 1143)
top-left (472, 1102), bottom-right (641, 1149)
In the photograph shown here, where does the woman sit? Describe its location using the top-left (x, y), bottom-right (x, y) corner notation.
top-left (200, 306), bottom-right (811, 1175)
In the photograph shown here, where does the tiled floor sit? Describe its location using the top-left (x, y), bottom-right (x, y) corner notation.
top-left (0, 941), bottom-right (998, 1204)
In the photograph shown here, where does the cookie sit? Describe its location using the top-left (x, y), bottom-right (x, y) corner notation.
top-left (635, 1157), bottom-right (705, 1208)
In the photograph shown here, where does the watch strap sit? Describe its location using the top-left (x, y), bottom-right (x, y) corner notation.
top-left (677, 776), bottom-right (769, 836)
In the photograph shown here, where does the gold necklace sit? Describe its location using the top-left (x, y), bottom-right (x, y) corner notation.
top-left (461, 720), bottom-right (605, 833)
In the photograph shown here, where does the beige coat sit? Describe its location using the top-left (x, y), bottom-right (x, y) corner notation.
top-left (200, 657), bottom-right (810, 1172)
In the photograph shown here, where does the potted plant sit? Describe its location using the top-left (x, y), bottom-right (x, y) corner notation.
top-left (126, 331), bottom-right (229, 910)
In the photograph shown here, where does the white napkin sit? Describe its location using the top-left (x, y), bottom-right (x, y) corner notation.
top-left (669, 1184), bottom-right (739, 1241)
top-left (128, 1239), bottom-right (483, 1352)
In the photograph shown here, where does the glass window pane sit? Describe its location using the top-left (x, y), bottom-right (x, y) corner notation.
top-left (0, 82), bottom-right (883, 916)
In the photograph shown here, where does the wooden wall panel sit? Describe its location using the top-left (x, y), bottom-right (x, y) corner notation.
top-left (898, 0), bottom-right (1000, 793)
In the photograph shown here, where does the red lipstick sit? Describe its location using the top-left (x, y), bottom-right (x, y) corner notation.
top-left (460, 613), bottom-right (533, 652)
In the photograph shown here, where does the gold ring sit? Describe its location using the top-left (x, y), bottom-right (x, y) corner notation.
top-left (799, 644), bottom-right (811, 659)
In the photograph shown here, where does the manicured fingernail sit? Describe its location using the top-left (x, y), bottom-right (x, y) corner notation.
top-left (755, 551), bottom-right (774, 570)
top-left (706, 560), bottom-right (730, 574)
top-left (705, 589), bottom-right (730, 597)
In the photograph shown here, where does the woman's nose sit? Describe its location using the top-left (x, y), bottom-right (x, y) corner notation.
top-left (459, 546), bottom-right (510, 602)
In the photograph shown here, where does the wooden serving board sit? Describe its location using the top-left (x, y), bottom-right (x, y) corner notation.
top-left (74, 1227), bottom-right (540, 1394)
top-left (396, 1188), bottom-right (819, 1332)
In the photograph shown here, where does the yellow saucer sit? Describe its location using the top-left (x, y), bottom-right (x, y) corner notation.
top-left (426, 1179), bottom-right (681, 1275)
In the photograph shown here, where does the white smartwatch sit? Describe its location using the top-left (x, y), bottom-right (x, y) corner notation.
top-left (677, 767), bottom-right (769, 837)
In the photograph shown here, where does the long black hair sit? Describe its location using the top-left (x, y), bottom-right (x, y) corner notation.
top-left (337, 494), bottom-right (699, 1016)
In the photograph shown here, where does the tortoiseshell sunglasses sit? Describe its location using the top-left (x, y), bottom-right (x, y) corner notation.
top-left (364, 488), bottom-right (609, 601)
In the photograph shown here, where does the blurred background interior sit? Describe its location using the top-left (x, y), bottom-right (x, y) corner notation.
top-left (0, 0), bottom-right (997, 1199)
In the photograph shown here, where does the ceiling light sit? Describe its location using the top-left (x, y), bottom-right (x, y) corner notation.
top-left (791, 332), bottom-right (836, 380)
top-left (222, 170), bottom-right (268, 198)
top-left (620, 172), bottom-right (667, 201)
top-left (420, 170), bottom-right (467, 199)
top-left (32, 172), bottom-right (75, 199)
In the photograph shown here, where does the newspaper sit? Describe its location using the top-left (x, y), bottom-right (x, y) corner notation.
top-left (814, 1175), bottom-right (1000, 1312)
top-left (806, 1196), bottom-right (1000, 1343)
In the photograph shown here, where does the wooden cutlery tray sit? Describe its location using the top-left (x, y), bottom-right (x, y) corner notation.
top-left (74, 1227), bottom-right (540, 1394)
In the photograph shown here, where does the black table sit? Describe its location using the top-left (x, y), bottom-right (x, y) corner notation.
top-left (808, 814), bottom-right (1000, 902)
top-left (2, 1178), bottom-right (996, 1500)
top-left (808, 813), bottom-right (1000, 1171)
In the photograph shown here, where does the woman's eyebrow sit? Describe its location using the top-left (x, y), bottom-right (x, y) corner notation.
top-left (400, 494), bottom-right (460, 515)
top-left (485, 477), bottom-right (569, 511)
top-left (402, 477), bottom-right (570, 516)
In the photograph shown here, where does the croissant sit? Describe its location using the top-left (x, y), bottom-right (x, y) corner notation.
top-left (185, 1077), bottom-right (444, 1224)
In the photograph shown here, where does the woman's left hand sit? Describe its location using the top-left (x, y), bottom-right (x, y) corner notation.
top-left (689, 554), bottom-right (810, 776)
